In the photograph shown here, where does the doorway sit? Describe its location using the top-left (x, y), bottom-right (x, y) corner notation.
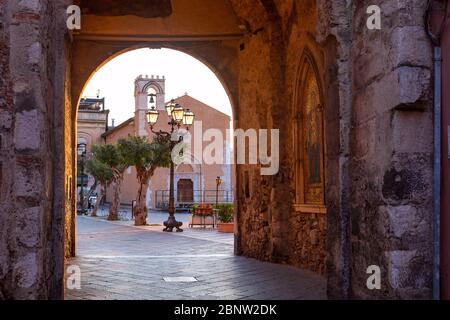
top-left (177, 179), bottom-right (194, 203)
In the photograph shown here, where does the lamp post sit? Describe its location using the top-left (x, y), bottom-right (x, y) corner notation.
top-left (77, 143), bottom-right (87, 215)
top-left (146, 98), bottom-right (195, 232)
top-left (216, 176), bottom-right (223, 205)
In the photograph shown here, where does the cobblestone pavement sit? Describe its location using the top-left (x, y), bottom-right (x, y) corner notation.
top-left (66, 216), bottom-right (326, 300)
top-left (92, 206), bottom-right (192, 224)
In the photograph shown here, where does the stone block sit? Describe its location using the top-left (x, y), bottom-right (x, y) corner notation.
top-left (18, 0), bottom-right (41, 12)
top-left (16, 206), bottom-right (41, 248)
top-left (396, 66), bottom-right (430, 109)
top-left (380, 205), bottom-right (418, 238)
top-left (15, 158), bottom-right (42, 198)
top-left (382, 0), bottom-right (428, 27)
top-left (14, 109), bottom-right (40, 151)
top-left (390, 26), bottom-right (432, 69)
top-left (0, 109), bottom-right (12, 129)
top-left (28, 42), bottom-right (42, 65)
top-left (391, 111), bottom-right (433, 153)
top-left (354, 66), bottom-right (430, 122)
top-left (385, 249), bottom-right (430, 293)
top-left (13, 252), bottom-right (38, 289)
top-left (13, 81), bottom-right (29, 94)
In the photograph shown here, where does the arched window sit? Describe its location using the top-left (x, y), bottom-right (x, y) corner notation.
top-left (294, 52), bottom-right (326, 213)
top-left (77, 137), bottom-right (89, 151)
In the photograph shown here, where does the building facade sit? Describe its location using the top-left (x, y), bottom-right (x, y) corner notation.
top-left (77, 97), bottom-right (109, 151)
top-left (103, 75), bottom-right (233, 209)
top-left (76, 97), bottom-right (109, 190)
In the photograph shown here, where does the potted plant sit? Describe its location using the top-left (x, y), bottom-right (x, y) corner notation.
top-left (190, 203), bottom-right (214, 228)
top-left (191, 204), bottom-right (199, 214)
top-left (215, 203), bottom-right (234, 233)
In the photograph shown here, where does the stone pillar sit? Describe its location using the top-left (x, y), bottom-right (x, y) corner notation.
top-left (0, 0), bottom-right (70, 299)
top-left (0, 0), bottom-right (15, 300)
top-left (317, 0), bottom-right (353, 300)
top-left (348, 0), bottom-right (433, 299)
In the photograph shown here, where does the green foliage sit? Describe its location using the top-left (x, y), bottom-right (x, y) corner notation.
top-left (118, 135), bottom-right (171, 173)
top-left (85, 158), bottom-right (113, 185)
top-left (91, 143), bottom-right (127, 173)
top-left (214, 203), bottom-right (234, 223)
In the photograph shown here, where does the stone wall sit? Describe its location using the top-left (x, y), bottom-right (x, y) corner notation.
top-left (317, 0), bottom-right (353, 299)
top-left (230, 0), bottom-right (332, 274)
top-left (288, 213), bottom-right (327, 275)
top-left (0, 0), bottom-right (14, 300)
top-left (231, 0), bottom-right (434, 299)
top-left (0, 0), bottom-right (70, 299)
top-left (348, 0), bottom-right (433, 299)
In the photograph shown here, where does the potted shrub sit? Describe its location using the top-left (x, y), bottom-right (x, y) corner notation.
top-left (215, 203), bottom-right (234, 233)
top-left (191, 204), bottom-right (199, 214)
top-left (190, 203), bottom-right (214, 228)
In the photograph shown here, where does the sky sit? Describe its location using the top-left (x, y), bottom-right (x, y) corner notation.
top-left (82, 48), bottom-right (233, 126)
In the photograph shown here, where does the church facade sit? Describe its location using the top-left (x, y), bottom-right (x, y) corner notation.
top-left (101, 75), bottom-right (233, 209)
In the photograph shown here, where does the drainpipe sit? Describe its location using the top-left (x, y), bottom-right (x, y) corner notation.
top-left (433, 46), bottom-right (442, 301)
top-left (426, 0), bottom-right (448, 300)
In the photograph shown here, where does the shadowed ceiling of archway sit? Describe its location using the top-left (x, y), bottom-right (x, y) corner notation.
top-left (78, 0), bottom-right (173, 18)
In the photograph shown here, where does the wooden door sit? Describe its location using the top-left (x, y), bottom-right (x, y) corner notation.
top-left (177, 179), bottom-right (194, 202)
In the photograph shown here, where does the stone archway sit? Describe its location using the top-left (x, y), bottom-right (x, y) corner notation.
top-left (66, 0), bottom-right (342, 291)
top-left (0, 0), bottom-right (349, 300)
top-left (3, 0), bottom-right (436, 301)
top-left (69, 42), bottom-right (240, 250)
top-left (0, 0), bottom-right (346, 300)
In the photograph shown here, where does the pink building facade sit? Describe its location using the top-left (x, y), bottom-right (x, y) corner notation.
top-left (103, 75), bottom-right (234, 209)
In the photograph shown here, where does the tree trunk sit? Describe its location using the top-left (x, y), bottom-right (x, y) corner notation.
top-left (134, 181), bottom-right (149, 226)
top-left (91, 184), bottom-right (104, 217)
top-left (108, 179), bottom-right (122, 221)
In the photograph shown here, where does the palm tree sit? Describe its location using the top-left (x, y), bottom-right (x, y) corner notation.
top-left (119, 136), bottom-right (171, 226)
top-left (85, 154), bottom-right (113, 217)
top-left (91, 143), bottom-right (127, 220)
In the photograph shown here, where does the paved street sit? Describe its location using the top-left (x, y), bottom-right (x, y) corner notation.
top-left (66, 216), bottom-right (326, 300)
top-left (93, 205), bottom-right (193, 224)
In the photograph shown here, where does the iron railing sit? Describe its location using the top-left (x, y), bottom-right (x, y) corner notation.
top-left (154, 190), bottom-right (234, 210)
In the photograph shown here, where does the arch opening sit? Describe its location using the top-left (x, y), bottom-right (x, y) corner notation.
top-left (72, 46), bottom-right (237, 260)
top-left (63, 0), bottom-right (336, 301)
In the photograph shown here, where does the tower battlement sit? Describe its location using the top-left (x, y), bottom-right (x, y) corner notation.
top-left (134, 74), bottom-right (166, 136)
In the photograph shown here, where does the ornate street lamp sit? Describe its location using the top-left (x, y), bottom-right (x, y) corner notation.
top-left (77, 143), bottom-right (87, 214)
top-left (183, 109), bottom-right (195, 127)
top-left (146, 98), bottom-right (195, 232)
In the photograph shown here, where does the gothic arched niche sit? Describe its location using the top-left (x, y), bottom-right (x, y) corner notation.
top-left (294, 52), bottom-right (326, 210)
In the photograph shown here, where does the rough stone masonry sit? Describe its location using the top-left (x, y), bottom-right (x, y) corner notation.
top-left (0, 0), bottom-right (437, 300)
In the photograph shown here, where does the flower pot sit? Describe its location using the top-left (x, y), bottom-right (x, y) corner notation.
top-left (218, 222), bottom-right (234, 233)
